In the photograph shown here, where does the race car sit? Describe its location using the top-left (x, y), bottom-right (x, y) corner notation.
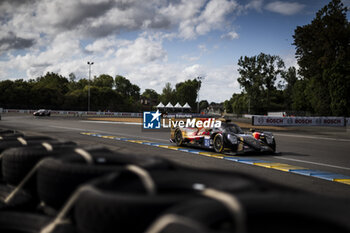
top-left (170, 119), bottom-right (276, 154)
top-left (33, 109), bottom-right (51, 116)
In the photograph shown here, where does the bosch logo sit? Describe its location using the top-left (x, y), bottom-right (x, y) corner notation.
top-left (266, 118), bottom-right (283, 124)
top-left (323, 119), bottom-right (341, 124)
top-left (295, 119), bottom-right (312, 124)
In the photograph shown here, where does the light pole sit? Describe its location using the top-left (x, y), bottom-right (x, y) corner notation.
top-left (87, 61), bottom-right (94, 112)
top-left (196, 76), bottom-right (204, 113)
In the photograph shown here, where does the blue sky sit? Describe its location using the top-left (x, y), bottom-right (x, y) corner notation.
top-left (0, 0), bottom-right (349, 103)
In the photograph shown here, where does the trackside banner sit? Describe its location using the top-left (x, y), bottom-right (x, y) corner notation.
top-left (1, 109), bottom-right (142, 117)
top-left (252, 116), bottom-right (346, 127)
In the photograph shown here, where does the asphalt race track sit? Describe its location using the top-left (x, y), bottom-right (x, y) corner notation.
top-left (1, 114), bottom-right (350, 199)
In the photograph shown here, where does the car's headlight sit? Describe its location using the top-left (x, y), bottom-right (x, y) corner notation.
top-left (227, 134), bottom-right (238, 144)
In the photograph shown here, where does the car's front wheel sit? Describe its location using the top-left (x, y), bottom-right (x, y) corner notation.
top-left (174, 129), bottom-right (183, 146)
top-left (213, 134), bottom-right (224, 153)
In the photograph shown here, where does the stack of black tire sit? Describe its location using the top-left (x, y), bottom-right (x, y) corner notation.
top-left (0, 128), bottom-right (350, 233)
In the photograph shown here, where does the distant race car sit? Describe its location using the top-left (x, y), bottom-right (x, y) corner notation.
top-left (170, 119), bottom-right (276, 154)
top-left (33, 109), bottom-right (51, 116)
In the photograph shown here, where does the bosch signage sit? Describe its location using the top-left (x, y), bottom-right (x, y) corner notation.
top-left (253, 116), bottom-right (345, 127)
top-left (294, 119), bottom-right (312, 124)
top-left (266, 118), bottom-right (284, 124)
top-left (323, 119), bottom-right (341, 124)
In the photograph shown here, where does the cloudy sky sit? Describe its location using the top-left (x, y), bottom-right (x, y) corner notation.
top-left (0, 0), bottom-right (349, 102)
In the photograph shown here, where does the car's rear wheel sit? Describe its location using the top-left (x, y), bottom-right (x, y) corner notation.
top-left (213, 134), bottom-right (224, 153)
top-left (174, 129), bottom-right (183, 146)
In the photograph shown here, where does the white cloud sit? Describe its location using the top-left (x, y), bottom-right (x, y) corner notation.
top-left (126, 63), bottom-right (240, 103)
top-left (281, 52), bottom-right (298, 69)
top-left (221, 31), bottom-right (239, 40)
top-left (160, 0), bottom-right (240, 39)
top-left (181, 55), bottom-right (200, 62)
top-left (200, 65), bottom-right (241, 102)
top-left (245, 0), bottom-right (263, 12)
top-left (160, 0), bottom-right (205, 22)
top-left (9, 36), bottom-right (86, 78)
top-left (265, 1), bottom-right (305, 15)
top-left (85, 37), bottom-right (126, 54)
top-left (196, 0), bottom-right (239, 36)
top-left (115, 35), bottom-right (167, 67)
top-left (0, 0), bottom-right (242, 54)
top-left (182, 64), bottom-right (205, 78)
top-left (198, 44), bottom-right (208, 52)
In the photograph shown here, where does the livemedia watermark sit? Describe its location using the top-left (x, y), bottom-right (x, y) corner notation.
top-left (143, 110), bottom-right (221, 130)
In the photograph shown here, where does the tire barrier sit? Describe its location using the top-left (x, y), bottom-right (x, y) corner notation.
top-left (0, 136), bottom-right (56, 153)
top-left (36, 147), bottom-right (174, 209)
top-left (0, 211), bottom-right (76, 233)
top-left (0, 127), bottom-right (349, 233)
top-left (0, 129), bottom-right (24, 137)
top-left (0, 184), bottom-right (33, 210)
top-left (2, 142), bottom-right (77, 185)
top-left (154, 193), bottom-right (350, 233)
top-left (0, 138), bottom-right (65, 183)
top-left (73, 169), bottom-right (265, 233)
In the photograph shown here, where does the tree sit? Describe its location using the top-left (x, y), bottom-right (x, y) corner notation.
top-left (175, 79), bottom-right (201, 109)
top-left (224, 100), bottom-right (233, 113)
top-left (0, 80), bottom-right (32, 109)
top-left (142, 89), bottom-right (159, 102)
top-left (237, 53), bottom-right (285, 114)
top-left (93, 74), bottom-right (114, 88)
top-left (293, 0), bottom-right (350, 116)
top-left (231, 93), bottom-right (248, 115)
top-left (199, 100), bottom-right (209, 111)
top-left (35, 72), bottom-right (69, 95)
top-left (69, 73), bottom-right (76, 82)
top-left (75, 78), bottom-right (89, 90)
top-left (160, 83), bottom-right (176, 105)
top-left (281, 67), bottom-right (298, 110)
top-left (114, 75), bottom-right (140, 111)
top-left (0, 72), bottom-right (144, 112)
top-left (64, 89), bottom-right (86, 110)
top-left (115, 75), bottom-right (140, 100)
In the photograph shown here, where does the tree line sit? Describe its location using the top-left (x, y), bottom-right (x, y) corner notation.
top-left (0, 72), bottom-right (201, 112)
top-left (225, 0), bottom-right (350, 116)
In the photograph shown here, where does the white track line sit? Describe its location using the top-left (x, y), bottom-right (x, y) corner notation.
top-left (49, 125), bottom-right (169, 142)
top-left (274, 156), bottom-right (350, 171)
